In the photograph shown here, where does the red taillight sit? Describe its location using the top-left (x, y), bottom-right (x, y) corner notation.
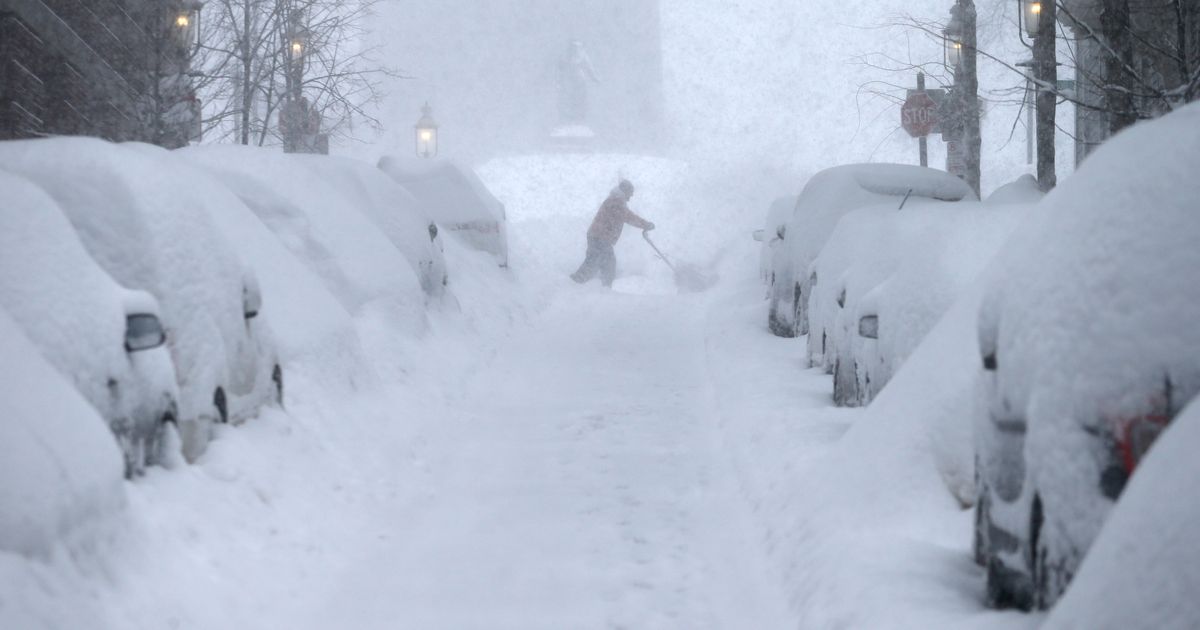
top-left (1115, 413), bottom-right (1170, 474)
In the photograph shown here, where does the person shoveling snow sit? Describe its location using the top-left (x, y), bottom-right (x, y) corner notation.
top-left (570, 179), bottom-right (655, 288)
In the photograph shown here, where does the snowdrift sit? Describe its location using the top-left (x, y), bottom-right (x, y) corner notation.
top-left (0, 309), bottom-right (126, 558)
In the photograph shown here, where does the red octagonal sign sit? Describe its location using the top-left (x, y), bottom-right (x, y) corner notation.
top-left (901, 91), bottom-right (938, 138)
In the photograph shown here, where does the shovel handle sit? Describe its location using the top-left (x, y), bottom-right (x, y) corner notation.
top-left (642, 230), bottom-right (677, 272)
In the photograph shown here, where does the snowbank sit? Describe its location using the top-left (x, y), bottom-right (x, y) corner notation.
top-left (0, 309), bottom-right (125, 558)
top-left (1044, 399), bottom-right (1200, 630)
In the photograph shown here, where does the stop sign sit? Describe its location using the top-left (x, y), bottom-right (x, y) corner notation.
top-left (901, 91), bottom-right (938, 138)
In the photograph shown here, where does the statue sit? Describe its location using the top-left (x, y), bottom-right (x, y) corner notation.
top-left (557, 40), bottom-right (600, 126)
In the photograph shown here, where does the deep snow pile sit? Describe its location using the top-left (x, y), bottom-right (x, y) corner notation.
top-left (0, 309), bottom-right (126, 560)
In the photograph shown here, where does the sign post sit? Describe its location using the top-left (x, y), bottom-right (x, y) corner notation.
top-left (901, 73), bottom-right (939, 167)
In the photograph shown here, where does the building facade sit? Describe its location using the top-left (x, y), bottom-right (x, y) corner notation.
top-left (0, 0), bottom-right (199, 146)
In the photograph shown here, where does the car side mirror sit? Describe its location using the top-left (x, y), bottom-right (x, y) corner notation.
top-left (858, 315), bottom-right (879, 339)
top-left (752, 229), bottom-right (765, 242)
top-left (125, 314), bottom-right (168, 352)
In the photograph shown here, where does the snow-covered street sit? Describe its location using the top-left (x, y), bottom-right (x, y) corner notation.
top-left (5, 1), bottom-right (1199, 627)
top-left (305, 286), bottom-right (804, 629)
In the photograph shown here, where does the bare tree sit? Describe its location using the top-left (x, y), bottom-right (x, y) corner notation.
top-left (195, 0), bottom-right (396, 148)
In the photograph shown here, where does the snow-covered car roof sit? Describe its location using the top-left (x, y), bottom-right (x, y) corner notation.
top-left (378, 155), bottom-right (508, 266)
top-left (0, 170), bottom-right (154, 410)
top-left (142, 148), bottom-right (358, 368)
top-left (0, 138), bottom-right (246, 421)
top-left (377, 155), bottom-right (506, 225)
top-left (179, 145), bottom-right (427, 331)
top-left (981, 102), bottom-right (1200, 433)
top-left (807, 197), bottom-right (974, 369)
top-left (0, 308), bottom-right (126, 558)
top-left (297, 154), bottom-right (447, 297)
top-left (856, 201), bottom-right (1030, 381)
top-left (783, 163), bottom-right (976, 292)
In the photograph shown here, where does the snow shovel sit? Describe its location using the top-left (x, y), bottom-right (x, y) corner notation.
top-left (642, 230), bottom-right (718, 293)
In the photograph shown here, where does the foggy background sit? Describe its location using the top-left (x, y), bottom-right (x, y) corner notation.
top-left (350, 0), bottom-right (1077, 204)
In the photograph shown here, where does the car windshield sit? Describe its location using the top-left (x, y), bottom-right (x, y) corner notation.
top-left (125, 313), bottom-right (165, 352)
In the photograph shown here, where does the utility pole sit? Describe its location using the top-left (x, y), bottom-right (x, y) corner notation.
top-left (957, 0), bottom-right (981, 197)
top-left (942, 0), bottom-right (981, 196)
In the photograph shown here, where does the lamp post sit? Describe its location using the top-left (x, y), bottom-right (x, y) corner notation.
top-left (174, 1), bottom-right (203, 55)
top-left (1019, 0), bottom-right (1057, 191)
top-left (282, 13), bottom-right (323, 153)
top-left (943, 13), bottom-right (963, 70)
top-left (415, 103), bottom-right (438, 158)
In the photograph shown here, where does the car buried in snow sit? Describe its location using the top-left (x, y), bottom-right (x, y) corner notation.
top-left (973, 105), bottom-right (1200, 611)
top-left (0, 171), bottom-right (179, 477)
top-left (765, 163), bottom-right (974, 338)
top-left (845, 191), bottom-right (1031, 406)
top-left (756, 195), bottom-right (797, 289)
top-left (377, 155), bottom-right (509, 269)
top-left (0, 139), bottom-right (283, 462)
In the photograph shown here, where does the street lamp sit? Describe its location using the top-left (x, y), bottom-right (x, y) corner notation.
top-left (415, 103), bottom-right (438, 158)
top-left (174, 1), bottom-right (203, 53)
top-left (943, 9), bottom-right (964, 70)
top-left (1018, 0), bottom-right (1043, 45)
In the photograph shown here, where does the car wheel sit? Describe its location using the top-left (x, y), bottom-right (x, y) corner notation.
top-left (148, 407), bottom-right (177, 467)
top-left (214, 387), bottom-right (228, 424)
top-left (973, 473), bottom-right (988, 566)
top-left (767, 305), bottom-right (796, 338)
top-left (833, 358), bottom-right (859, 407)
top-left (272, 364), bottom-right (284, 406)
top-left (1029, 494), bottom-right (1048, 608)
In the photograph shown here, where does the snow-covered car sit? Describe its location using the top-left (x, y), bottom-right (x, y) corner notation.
top-left (804, 202), bottom-right (951, 404)
top-left (0, 308), bottom-right (127, 557)
top-left (974, 104), bottom-right (1200, 611)
top-left (0, 171), bottom-right (179, 476)
top-left (1042, 397), bottom-right (1200, 629)
top-left (178, 146), bottom-right (430, 337)
top-left (296, 153), bottom-right (448, 297)
top-left (766, 164), bottom-right (974, 337)
top-left (378, 155), bottom-right (509, 268)
top-left (848, 198), bottom-right (1031, 406)
top-left (0, 139), bottom-right (282, 460)
top-left (754, 195), bottom-right (796, 287)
